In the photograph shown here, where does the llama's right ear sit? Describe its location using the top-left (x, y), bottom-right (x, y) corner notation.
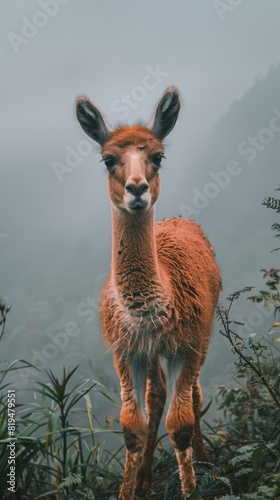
top-left (76, 97), bottom-right (110, 145)
top-left (149, 87), bottom-right (181, 140)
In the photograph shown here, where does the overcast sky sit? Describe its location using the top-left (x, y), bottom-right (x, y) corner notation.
top-left (1, 1), bottom-right (280, 421)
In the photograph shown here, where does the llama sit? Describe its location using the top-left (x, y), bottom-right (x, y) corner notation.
top-left (76, 87), bottom-right (221, 499)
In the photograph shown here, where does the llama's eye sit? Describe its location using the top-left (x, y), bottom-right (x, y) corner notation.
top-left (152, 155), bottom-right (164, 168)
top-left (104, 157), bottom-right (116, 170)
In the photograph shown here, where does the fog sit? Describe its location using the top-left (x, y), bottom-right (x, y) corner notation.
top-left (1, 1), bottom-right (280, 424)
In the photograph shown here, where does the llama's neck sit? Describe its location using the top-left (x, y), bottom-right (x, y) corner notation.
top-left (110, 207), bottom-right (167, 311)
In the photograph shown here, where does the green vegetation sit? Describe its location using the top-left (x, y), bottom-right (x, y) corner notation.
top-left (1, 189), bottom-right (280, 499)
top-left (0, 359), bottom-right (124, 499)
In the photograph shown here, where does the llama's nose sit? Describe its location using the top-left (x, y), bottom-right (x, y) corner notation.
top-left (125, 180), bottom-right (149, 197)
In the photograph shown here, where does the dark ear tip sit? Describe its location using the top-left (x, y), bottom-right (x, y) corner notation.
top-left (164, 87), bottom-right (181, 104)
top-left (75, 96), bottom-right (90, 113)
top-left (165, 86), bottom-right (180, 97)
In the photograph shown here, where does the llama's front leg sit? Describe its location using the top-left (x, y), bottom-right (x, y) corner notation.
top-left (113, 352), bottom-right (148, 500)
top-left (166, 360), bottom-right (197, 499)
top-left (136, 358), bottom-right (166, 492)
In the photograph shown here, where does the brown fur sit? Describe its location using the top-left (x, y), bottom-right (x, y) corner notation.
top-left (75, 88), bottom-right (221, 499)
top-left (101, 216), bottom-right (220, 359)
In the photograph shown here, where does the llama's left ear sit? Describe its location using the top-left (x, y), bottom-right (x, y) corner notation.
top-left (76, 97), bottom-right (111, 145)
top-left (149, 87), bottom-right (181, 139)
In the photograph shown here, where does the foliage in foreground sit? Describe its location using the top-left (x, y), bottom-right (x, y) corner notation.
top-left (1, 296), bottom-right (279, 499)
top-left (0, 187), bottom-right (280, 499)
top-left (0, 360), bottom-right (123, 499)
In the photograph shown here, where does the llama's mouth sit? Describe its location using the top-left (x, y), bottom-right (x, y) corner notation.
top-left (126, 198), bottom-right (149, 213)
top-left (133, 203), bottom-right (145, 211)
top-left (128, 204), bottom-right (148, 214)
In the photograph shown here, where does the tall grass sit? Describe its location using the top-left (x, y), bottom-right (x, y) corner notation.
top-left (0, 336), bottom-right (123, 498)
top-left (1, 289), bottom-right (279, 499)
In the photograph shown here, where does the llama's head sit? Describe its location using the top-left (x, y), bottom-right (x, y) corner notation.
top-left (76, 88), bottom-right (180, 215)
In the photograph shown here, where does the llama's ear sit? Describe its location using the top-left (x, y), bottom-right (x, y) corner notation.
top-left (149, 87), bottom-right (181, 139)
top-left (76, 97), bottom-right (111, 145)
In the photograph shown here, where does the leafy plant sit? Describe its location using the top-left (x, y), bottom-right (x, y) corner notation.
top-left (0, 360), bottom-right (123, 499)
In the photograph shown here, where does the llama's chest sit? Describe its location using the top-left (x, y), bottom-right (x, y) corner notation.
top-left (100, 282), bottom-right (178, 356)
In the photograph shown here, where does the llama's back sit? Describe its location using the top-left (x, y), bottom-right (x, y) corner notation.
top-left (156, 217), bottom-right (221, 347)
